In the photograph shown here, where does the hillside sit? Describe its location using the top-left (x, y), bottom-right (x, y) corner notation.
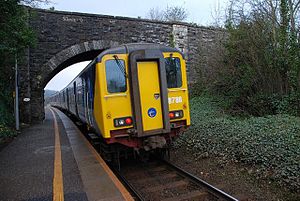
top-left (44, 89), bottom-right (57, 98)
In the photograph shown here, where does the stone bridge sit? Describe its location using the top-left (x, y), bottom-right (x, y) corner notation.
top-left (20, 7), bottom-right (224, 124)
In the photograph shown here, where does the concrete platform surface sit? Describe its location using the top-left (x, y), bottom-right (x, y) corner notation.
top-left (0, 107), bottom-right (133, 201)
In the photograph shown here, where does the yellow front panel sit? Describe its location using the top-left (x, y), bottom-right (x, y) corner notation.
top-left (137, 61), bottom-right (163, 131)
top-left (94, 54), bottom-right (133, 138)
top-left (163, 52), bottom-right (191, 126)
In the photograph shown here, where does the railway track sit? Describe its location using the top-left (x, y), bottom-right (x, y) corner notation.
top-left (111, 158), bottom-right (239, 201)
top-left (66, 111), bottom-right (239, 201)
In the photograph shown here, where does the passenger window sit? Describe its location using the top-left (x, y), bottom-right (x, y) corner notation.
top-left (165, 57), bottom-right (182, 88)
top-left (105, 59), bottom-right (127, 93)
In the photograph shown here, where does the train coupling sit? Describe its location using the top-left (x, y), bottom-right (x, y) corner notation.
top-left (143, 136), bottom-right (167, 151)
top-left (127, 128), bottom-right (137, 135)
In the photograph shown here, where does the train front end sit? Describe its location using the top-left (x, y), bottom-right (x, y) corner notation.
top-left (93, 44), bottom-right (190, 151)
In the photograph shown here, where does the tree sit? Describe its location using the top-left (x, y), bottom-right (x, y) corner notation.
top-left (210, 0), bottom-right (225, 27)
top-left (204, 0), bottom-right (300, 116)
top-left (147, 7), bottom-right (165, 21)
top-left (164, 6), bottom-right (188, 22)
top-left (146, 5), bottom-right (188, 22)
top-left (0, 0), bottom-right (49, 128)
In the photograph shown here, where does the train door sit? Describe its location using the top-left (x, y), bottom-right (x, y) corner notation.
top-left (73, 81), bottom-right (79, 116)
top-left (62, 91), bottom-right (66, 108)
top-left (66, 88), bottom-right (70, 111)
top-left (129, 50), bottom-right (170, 136)
top-left (79, 73), bottom-right (87, 123)
top-left (137, 61), bottom-right (163, 131)
top-left (86, 77), bottom-right (93, 126)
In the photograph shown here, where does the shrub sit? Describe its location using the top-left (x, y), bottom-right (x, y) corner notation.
top-left (174, 96), bottom-right (300, 191)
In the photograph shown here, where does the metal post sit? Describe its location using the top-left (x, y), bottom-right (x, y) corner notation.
top-left (15, 54), bottom-right (20, 131)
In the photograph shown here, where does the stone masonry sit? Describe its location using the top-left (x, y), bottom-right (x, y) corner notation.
top-left (20, 7), bottom-right (224, 123)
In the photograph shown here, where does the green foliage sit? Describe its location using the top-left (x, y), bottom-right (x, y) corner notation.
top-left (0, 124), bottom-right (17, 138)
top-left (0, 0), bottom-right (36, 131)
top-left (201, 0), bottom-right (300, 116)
top-left (175, 95), bottom-right (300, 191)
top-left (256, 92), bottom-right (300, 116)
top-left (0, 83), bottom-right (14, 126)
top-left (0, 0), bottom-right (36, 53)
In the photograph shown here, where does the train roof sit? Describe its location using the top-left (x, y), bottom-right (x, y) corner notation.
top-left (50, 43), bottom-right (184, 96)
top-left (96, 43), bottom-right (184, 62)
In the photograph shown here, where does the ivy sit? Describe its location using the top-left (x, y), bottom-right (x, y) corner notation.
top-left (174, 96), bottom-right (300, 192)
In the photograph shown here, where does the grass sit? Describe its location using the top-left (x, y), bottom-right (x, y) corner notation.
top-left (174, 95), bottom-right (300, 192)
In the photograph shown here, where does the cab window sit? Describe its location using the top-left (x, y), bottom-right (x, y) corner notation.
top-left (165, 57), bottom-right (182, 88)
top-left (105, 59), bottom-right (127, 93)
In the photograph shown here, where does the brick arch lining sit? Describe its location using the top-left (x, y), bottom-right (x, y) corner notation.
top-left (41, 40), bottom-right (120, 88)
top-left (22, 40), bottom-right (120, 123)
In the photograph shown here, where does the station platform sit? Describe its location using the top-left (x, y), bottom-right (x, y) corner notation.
top-left (0, 107), bottom-right (133, 201)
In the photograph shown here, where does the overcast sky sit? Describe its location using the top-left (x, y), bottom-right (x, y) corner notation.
top-left (43, 0), bottom-right (228, 25)
top-left (44, 0), bottom-right (229, 91)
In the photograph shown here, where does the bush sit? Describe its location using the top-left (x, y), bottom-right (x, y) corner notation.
top-left (0, 81), bottom-right (15, 126)
top-left (174, 95), bottom-right (300, 191)
top-left (223, 92), bottom-right (300, 117)
top-left (0, 124), bottom-right (16, 138)
top-left (193, 0), bottom-right (300, 117)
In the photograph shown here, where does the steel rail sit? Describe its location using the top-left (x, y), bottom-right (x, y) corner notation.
top-left (109, 164), bottom-right (145, 201)
top-left (161, 159), bottom-right (239, 201)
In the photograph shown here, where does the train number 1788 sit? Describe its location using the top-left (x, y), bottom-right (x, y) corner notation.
top-left (168, 96), bottom-right (183, 104)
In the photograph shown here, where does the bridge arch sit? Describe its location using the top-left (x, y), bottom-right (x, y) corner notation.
top-left (42, 40), bottom-right (120, 88)
top-left (24, 40), bottom-right (120, 123)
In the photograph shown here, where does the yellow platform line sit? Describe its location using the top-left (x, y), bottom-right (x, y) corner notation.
top-left (50, 108), bottom-right (64, 201)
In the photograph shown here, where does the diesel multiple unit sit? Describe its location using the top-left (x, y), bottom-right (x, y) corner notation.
top-left (49, 43), bottom-right (190, 152)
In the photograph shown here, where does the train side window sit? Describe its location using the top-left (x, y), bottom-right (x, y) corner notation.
top-left (105, 59), bottom-right (127, 93)
top-left (165, 57), bottom-right (182, 88)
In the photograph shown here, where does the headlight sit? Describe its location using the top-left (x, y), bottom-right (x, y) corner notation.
top-left (114, 117), bottom-right (133, 127)
top-left (169, 110), bottom-right (183, 119)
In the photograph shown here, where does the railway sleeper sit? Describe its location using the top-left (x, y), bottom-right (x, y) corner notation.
top-left (144, 180), bottom-right (188, 193)
top-left (161, 190), bottom-right (211, 201)
top-left (134, 173), bottom-right (179, 185)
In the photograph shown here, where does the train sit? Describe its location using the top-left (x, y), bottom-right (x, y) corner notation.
top-left (48, 43), bottom-right (190, 158)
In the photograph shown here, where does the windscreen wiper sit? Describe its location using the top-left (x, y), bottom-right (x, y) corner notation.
top-left (113, 55), bottom-right (127, 79)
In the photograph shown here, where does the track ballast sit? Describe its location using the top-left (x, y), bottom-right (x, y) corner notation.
top-left (112, 158), bottom-right (239, 201)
